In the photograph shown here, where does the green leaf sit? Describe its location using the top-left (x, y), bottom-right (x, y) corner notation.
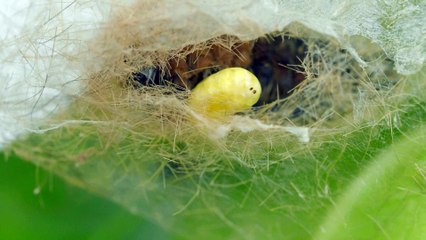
top-left (315, 124), bottom-right (426, 239)
top-left (0, 154), bottom-right (168, 239)
top-left (8, 71), bottom-right (426, 239)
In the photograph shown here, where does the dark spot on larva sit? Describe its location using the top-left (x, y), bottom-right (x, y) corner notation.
top-left (253, 90), bottom-right (257, 94)
top-left (250, 87), bottom-right (253, 90)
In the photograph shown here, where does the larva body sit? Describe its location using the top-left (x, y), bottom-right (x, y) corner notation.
top-left (188, 67), bottom-right (261, 119)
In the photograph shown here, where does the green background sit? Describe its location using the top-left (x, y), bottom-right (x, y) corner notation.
top-left (0, 153), bottom-right (168, 239)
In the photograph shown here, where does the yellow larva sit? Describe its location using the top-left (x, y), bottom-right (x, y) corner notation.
top-left (188, 67), bottom-right (262, 120)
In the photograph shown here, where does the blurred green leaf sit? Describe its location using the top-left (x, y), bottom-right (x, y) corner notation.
top-left (315, 123), bottom-right (426, 239)
top-left (0, 153), bottom-right (168, 240)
